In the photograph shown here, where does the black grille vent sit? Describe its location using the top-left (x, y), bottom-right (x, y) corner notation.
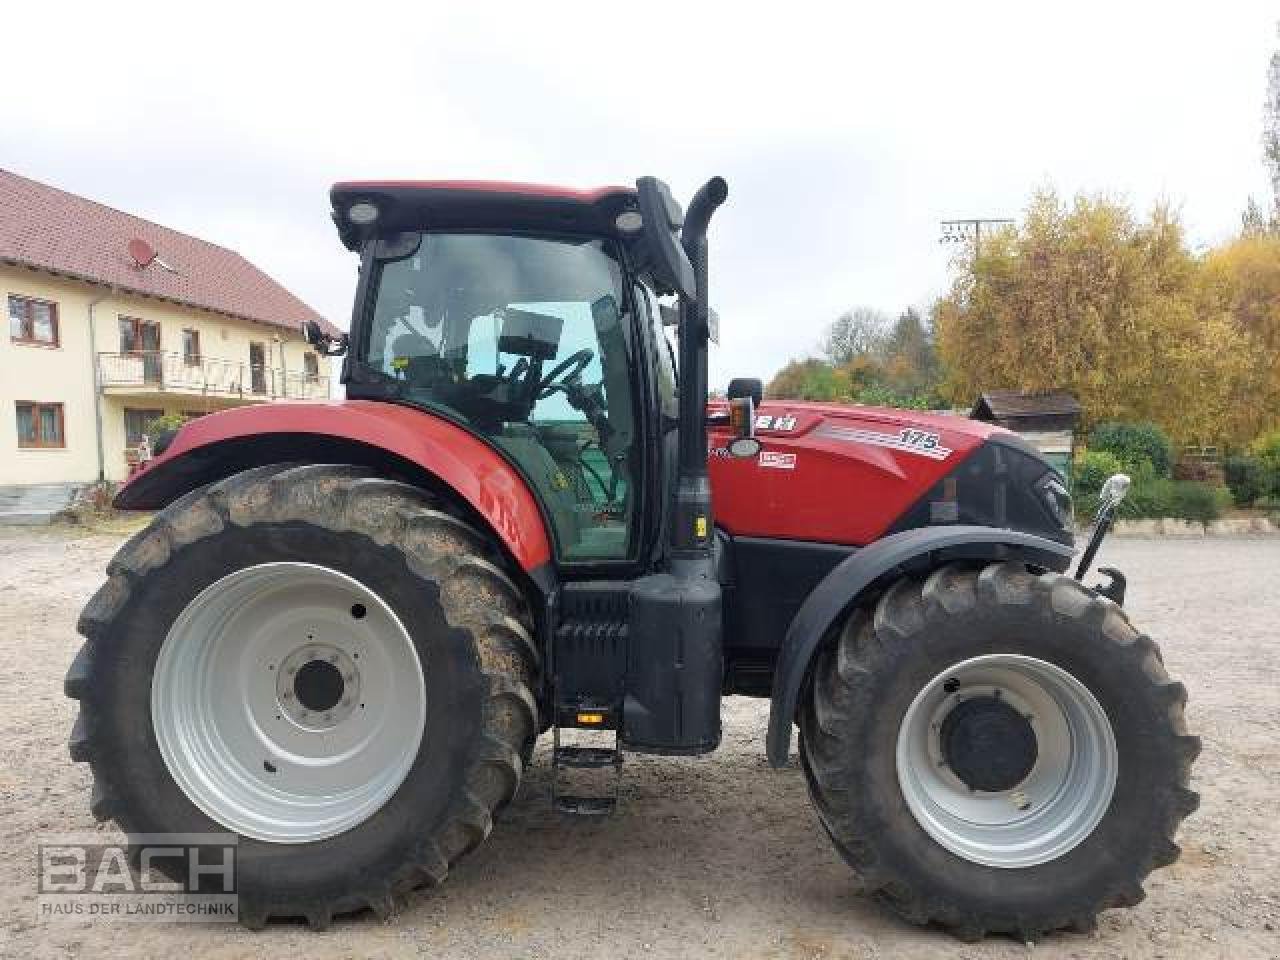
top-left (554, 582), bottom-right (630, 709)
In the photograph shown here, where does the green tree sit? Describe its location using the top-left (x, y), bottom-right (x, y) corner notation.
top-left (769, 306), bottom-right (946, 409)
top-left (766, 358), bottom-right (848, 401)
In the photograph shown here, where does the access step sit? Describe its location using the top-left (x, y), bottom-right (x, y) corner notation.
top-left (553, 746), bottom-right (621, 769)
top-left (551, 718), bottom-right (622, 817)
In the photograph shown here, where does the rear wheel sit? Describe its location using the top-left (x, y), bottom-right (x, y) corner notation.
top-left (799, 561), bottom-right (1199, 941)
top-left (66, 464), bottom-right (539, 928)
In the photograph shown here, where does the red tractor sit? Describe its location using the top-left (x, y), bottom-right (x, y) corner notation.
top-left (66, 176), bottom-right (1198, 939)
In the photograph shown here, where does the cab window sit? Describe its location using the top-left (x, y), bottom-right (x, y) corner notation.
top-left (363, 233), bottom-right (639, 562)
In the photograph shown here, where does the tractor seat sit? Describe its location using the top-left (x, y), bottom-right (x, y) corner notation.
top-left (392, 333), bottom-right (453, 389)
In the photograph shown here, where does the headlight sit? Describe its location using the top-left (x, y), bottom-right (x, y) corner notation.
top-left (1037, 474), bottom-right (1073, 531)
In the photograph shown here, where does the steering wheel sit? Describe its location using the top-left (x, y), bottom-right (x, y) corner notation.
top-left (535, 348), bottom-right (594, 399)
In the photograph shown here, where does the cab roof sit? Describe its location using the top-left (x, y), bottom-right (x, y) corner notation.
top-left (330, 180), bottom-right (638, 251)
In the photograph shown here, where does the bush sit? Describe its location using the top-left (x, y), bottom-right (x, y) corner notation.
top-left (1115, 460), bottom-right (1172, 519)
top-left (1254, 430), bottom-right (1280, 469)
top-left (1072, 450), bottom-right (1125, 500)
top-left (143, 412), bottom-right (190, 443)
top-left (1224, 455), bottom-right (1267, 506)
top-left (1168, 482), bottom-right (1232, 525)
top-left (1089, 422), bottom-right (1173, 478)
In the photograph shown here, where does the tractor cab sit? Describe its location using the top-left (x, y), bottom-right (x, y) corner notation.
top-left (329, 180), bottom-right (718, 565)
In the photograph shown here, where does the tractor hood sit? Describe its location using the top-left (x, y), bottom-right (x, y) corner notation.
top-left (708, 401), bottom-right (1072, 547)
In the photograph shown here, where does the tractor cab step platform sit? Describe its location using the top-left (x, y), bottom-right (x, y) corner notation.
top-left (551, 711), bottom-right (622, 817)
top-left (554, 746), bottom-right (621, 769)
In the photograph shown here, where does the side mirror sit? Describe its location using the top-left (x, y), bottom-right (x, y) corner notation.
top-left (636, 176), bottom-right (696, 299)
top-left (1098, 473), bottom-right (1131, 512)
top-left (303, 320), bottom-right (349, 357)
top-left (726, 396), bottom-right (761, 458)
top-left (727, 377), bottom-right (763, 407)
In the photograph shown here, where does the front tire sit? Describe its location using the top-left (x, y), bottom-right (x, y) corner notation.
top-left (799, 561), bottom-right (1199, 941)
top-left (66, 464), bottom-right (539, 929)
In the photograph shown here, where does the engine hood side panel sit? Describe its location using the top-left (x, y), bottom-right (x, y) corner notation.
top-left (708, 403), bottom-right (992, 546)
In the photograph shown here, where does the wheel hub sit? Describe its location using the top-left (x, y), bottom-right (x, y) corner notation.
top-left (896, 654), bottom-right (1118, 868)
top-left (939, 695), bottom-right (1038, 793)
top-left (276, 643), bottom-right (361, 730)
top-left (151, 562), bottom-right (426, 843)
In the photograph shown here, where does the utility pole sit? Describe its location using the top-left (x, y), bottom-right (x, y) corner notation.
top-left (939, 218), bottom-right (1014, 248)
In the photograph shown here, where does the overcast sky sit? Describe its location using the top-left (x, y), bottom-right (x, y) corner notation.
top-left (3, 2), bottom-right (1275, 386)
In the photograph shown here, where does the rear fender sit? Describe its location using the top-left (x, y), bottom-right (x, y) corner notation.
top-left (115, 400), bottom-right (554, 581)
top-left (765, 525), bottom-right (1074, 767)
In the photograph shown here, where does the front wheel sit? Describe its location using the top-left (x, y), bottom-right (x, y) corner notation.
top-left (799, 561), bottom-right (1199, 941)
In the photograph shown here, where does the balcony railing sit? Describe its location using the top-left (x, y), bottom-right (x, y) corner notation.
top-left (97, 351), bottom-right (330, 400)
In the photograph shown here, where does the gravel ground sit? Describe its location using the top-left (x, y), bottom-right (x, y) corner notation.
top-left (1, 525), bottom-right (1277, 959)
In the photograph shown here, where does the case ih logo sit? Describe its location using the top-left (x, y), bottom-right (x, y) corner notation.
top-left (816, 425), bottom-right (953, 461)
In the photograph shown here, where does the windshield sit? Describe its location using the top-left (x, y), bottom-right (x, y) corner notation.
top-left (360, 232), bottom-right (639, 562)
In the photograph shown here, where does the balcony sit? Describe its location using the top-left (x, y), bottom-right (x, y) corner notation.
top-left (97, 351), bottom-right (330, 401)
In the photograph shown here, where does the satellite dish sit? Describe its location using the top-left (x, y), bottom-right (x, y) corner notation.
top-left (127, 237), bottom-right (157, 268)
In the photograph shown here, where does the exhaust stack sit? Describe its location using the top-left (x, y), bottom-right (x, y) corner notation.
top-left (670, 176), bottom-right (728, 573)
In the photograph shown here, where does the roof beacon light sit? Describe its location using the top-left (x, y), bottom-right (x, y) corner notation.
top-left (614, 210), bottom-right (644, 234)
top-left (347, 202), bottom-right (379, 225)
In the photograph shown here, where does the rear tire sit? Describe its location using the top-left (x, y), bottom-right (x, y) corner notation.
top-left (799, 561), bottom-right (1199, 941)
top-left (66, 464), bottom-right (539, 929)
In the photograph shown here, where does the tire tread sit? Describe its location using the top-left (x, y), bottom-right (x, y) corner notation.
top-left (65, 463), bottom-right (538, 928)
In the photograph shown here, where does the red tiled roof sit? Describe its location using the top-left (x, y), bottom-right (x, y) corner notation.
top-left (0, 168), bottom-right (340, 337)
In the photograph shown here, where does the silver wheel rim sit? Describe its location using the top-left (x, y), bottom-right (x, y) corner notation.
top-left (895, 654), bottom-right (1117, 868)
top-left (151, 562), bottom-right (426, 843)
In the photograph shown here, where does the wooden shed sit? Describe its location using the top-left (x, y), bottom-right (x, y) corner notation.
top-left (969, 390), bottom-right (1081, 479)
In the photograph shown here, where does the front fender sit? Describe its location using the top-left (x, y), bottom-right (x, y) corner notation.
top-left (765, 525), bottom-right (1074, 767)
top-left (115, 400), bottom-right (554, 574)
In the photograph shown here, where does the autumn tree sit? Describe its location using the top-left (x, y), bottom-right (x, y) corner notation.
top-left (933, 190), bottom-right (1247, 445)
top-left (1200, 232), bottom-right (1280, 441)
top-left (765, 358), bottom-right (848, 401)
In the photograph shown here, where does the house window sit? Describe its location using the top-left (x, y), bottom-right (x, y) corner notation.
top-left (119, 316), bottom-right (160, 353)
top-left (16, 402), bottom-right (65, 448)
top-left (9, 295), bottom-right (60, 346)
top-left (303, 352), bottom-right (320, 380)
top-left (123, 407), bottom-right (164, 445)
top-left (182, 329), bottom-right (201, 366)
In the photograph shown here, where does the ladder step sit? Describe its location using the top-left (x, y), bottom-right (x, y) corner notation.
top-left (554, 746), bottom-right (621, 769)
top-left (554, 795), bottom-right (617, 817)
